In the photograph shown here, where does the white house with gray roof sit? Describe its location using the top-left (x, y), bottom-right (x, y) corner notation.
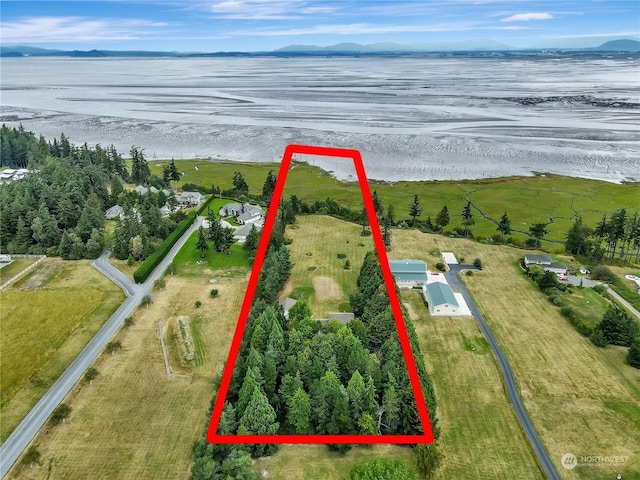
top-left (389, 259), bottom-right (428, 288)
top-left (219, 202), bottom-right (264, 224)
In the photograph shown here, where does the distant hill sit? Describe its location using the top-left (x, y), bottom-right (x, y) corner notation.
top-left (590, 39), bottom-right (640, 51)
top-left (275, 39), bottom-right (515, 52)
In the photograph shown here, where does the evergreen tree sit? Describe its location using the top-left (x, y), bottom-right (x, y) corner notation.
top-left (435, 206), bottom-right (450, 232)
top-left (130, 147), bottom-right (150, 184)
top-left (372, 190), bottom-right (383, 217)
top-left (243, 223), bottom-right (260, 254)
top-left (461, 201), bottom-right (475, 237)
top-left (386, 204), bottom-right (395, 225)
top-left (238, 386), bottom-right (279, 457)
top-left (262, 169), bottom-right (277, 202)
top-left (196, 226), bottom-right (209, 258)
top-left (232, 171), bottom-right (249, 194)
top-left (595, 305), bottom-right (638, 347)
top-left (286, 387), bottom-right (312, 434)
top-left (496, 212), bottom-right (512, 242)
top-left (627, 338), bottom-right (640, 369)
top-left (408, 194), bottom-right (422, 226)
top-left (564, 216), bottom-right (593, 255)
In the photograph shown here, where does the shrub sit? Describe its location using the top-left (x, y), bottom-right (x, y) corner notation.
top-left (627, 338), bottom-right (640, 369)
top-left (195, 300), bottom-right (202, 308)
top-left (210, 289), bottom-right (219, 298)
top-left (344, 260), bottom-right (351, 270)
top-left (473, 258), bottom-right (482, 269)
top-left (590, 329), bottom-right (608, 347)
top-left (435, 262), bottom-right (446, 272)
top-left (548, 294), bottom-right (562, 306)
top-left (591, 265), bottom-right (615, 282)
top-left (337, 253), bottom-right (347, 259)
top-left (465, 270), bottom-right (473, 276)
top-left (593, 284), bottom-right (607, 294)
top-left (429, 249), bottom-right (440, 257)
top-left (560, 306), bottom-right (576, 319)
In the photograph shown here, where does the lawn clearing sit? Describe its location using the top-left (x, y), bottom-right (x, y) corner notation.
top-left (393, 229), bottom-right (640, 479)
top-left (255, 444), bottom-right (417, 479)
top-left (402, 290), bottom-right (544, 479)
top-left (0, 257), bottom-right (38, 284)
top-left (283, 215), bottom-right (373, 317)
top-left (172, 229), bottom-right (250, 277)
top-left (0, 259), bottom-right (124, 442)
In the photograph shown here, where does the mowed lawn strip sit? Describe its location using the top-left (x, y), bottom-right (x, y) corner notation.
top-left (8, 250), bottom-right (249, 479)
top-left (401, 290), bottom-right (545, 479)
top-left (0, 257), bottom-right (38, 283)
top-left (0, 259), bottom-right (124, 442)
top-left (283, 215), bottom-right (373, 317)
top-left (392, 229), bottom-right (640, 480)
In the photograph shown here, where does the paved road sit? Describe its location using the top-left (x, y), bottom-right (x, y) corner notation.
top-left (0, 217), bottom-right (203, 478)
top-left (445, 265), bottom-right (561, 480)
top-left (607, 287), bottom-right (640, 320)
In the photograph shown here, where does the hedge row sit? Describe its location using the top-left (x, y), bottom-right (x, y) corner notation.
top-left (133, 211), bottom-right (197, 283)
top-left (560, 306), bottom-right (593, 337)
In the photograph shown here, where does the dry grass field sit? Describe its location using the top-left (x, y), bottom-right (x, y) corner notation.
top-left (392, 229), bottom-right (640, 480)
top-left (0, 257), bottom-right (38, 283)
top-left (0, 259), bottom-right (124, 442)
top-left (8, 266), bottom-right (250, 480)
top-left (282, 215), bottom-right (373, 317)
top-left (402, 290), bottom-right (545, 479)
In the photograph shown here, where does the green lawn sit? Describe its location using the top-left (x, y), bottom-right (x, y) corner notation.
top-left (560, 287), bottom-right (610, 329)
top-left (172, 230), bottom-right (250, 277)
top-left (150, 160), bottom-right (638, 252)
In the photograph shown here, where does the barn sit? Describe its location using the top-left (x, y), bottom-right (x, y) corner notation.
top-left (388, 259), bottom-right (427, 289)
top-left (424, 282), bottom-right (459, 316)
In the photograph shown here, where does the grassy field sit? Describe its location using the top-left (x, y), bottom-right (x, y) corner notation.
top-left (391, 229), bottom-right (640, 480)
top-left (0, 259), bottom-right (124, 442)
top-left (401, 290), bottom-right (545, 479)
top-left (0, 257), bottom-right (38, 283)
top-left (150, 159), bottom-right (639, 250)
top-left (282, 215), bottom-right (373, 317)
top-left (172, 230), bottom-right (250, 277)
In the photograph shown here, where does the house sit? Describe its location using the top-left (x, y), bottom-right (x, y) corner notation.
top-left (219, 202), bottom-right (264, 224)
top-left (176, 191), bottom-right (205, 206)
top-left (524, 254), bottom-right (552, 267)
top-left (135, 185), bottom-right (158, 195)
top-left (423, 282), bottom-right (459, 316)
top-left (279, 297), bottom-right (297, 319)
top-left (234, 223), bottom-right (262, 244)
top-left (159, 204), bottom-right (172, 217)
top-left (389, 259), bottom-right (428, 288)
top-left (0, 170), bottom-right (16, 181)
top-left (545, 262), bottom-right (568, 275)
top-left (105, 204), bottom-right (124, 220)
top-left (0, 254), bottom-right (11, 263)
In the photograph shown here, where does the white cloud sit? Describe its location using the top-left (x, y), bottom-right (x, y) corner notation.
top-left (198, 0), bottom-right (313, 19)
top-left (501, 12), bottom-right (553, 22)
top-left (0, 16), bottom-right (170, 44)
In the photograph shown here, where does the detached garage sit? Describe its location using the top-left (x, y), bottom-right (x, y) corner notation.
top-left (424, 282), bottom-right (459, 316)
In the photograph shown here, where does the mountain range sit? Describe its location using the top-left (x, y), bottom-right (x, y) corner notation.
top-left (1, 39), bottom-right (639, 58)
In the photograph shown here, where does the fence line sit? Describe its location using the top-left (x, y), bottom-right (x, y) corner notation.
top-left (0, 255), bottom-right (46, 291)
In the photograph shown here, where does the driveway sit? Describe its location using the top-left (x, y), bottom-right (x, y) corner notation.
top-left (445, 265), bottom-right (560, 480)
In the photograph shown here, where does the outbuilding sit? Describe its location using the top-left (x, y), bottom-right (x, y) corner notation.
top-left (389, 259), bottom-right (428, 288)
top-left (423, 282), bottom-right (459, 316)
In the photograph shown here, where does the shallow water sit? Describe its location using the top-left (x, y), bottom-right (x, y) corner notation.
top-left (1, 56), bottom-right (638, 182)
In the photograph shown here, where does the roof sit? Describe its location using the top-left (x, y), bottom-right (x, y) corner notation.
top-left (389, 259), bottom-right (427, 273)
top-left (547, 262), bottom-right (568, 270)
top-left (237, 211), bottom-right (261, 222)
top-left (393, 272), bottom-right (428, 282)
top-left (278, 297), bottom-right (297, 310)
top-left (327, 312), bottom-right (354, 322)
top-left (219, 202), bottom-right (263, 217)
top-left (234, 223), bottom-right (261, 237)
top-left (525, 254), bottom-right (552, 264)
top-left (425, 282), bottom-right (459, 307)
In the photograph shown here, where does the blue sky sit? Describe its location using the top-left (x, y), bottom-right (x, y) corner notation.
top-left (1, 1), bottom-right (638, 51)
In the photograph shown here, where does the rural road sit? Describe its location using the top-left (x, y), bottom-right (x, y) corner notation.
top-left (445, 265), bottom-right (561, 480)
top-left (0, 216), bottom-right (203, 478)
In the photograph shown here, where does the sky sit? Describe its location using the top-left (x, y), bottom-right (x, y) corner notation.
top-left (1, 0), bottom-right (639, 51)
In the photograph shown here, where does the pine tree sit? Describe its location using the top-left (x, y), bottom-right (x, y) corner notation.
top-left (435, 206), bottom-right (450, 232)
top-left (130, 147), bottom-right (150, 184)
top-left (243, 223), bottom-right (260, 254)
top-left (497, 212), bottom-right (512, 242)
top-left (408, 194), bottom-right (422, 226)
top-left (286, 387), bottom-right (312, 434)
top-left (196, 226), bottom-right (209, 258)
top-left (262, 169), bottom-right (277, 202)
top-left (232, 171), bottom-right (249, 194)
top-left (238, 386), bottom-right (279, 457)
top-left (372, 190), bottom-right (383, 217)
top-left (461, 201), bottom-right (475, 237)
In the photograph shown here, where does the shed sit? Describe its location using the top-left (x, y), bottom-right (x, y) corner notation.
top-left (278, 297), bottom-right (297, 319)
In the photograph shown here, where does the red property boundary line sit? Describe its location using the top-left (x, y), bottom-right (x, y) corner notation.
top-left (207, 144), bottom-right (434, 444)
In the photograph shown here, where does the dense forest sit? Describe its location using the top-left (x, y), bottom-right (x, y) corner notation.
top-left (191, 206), bottom-right (440, 479)
top-left (0, 125), bottom-right (183, 260)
